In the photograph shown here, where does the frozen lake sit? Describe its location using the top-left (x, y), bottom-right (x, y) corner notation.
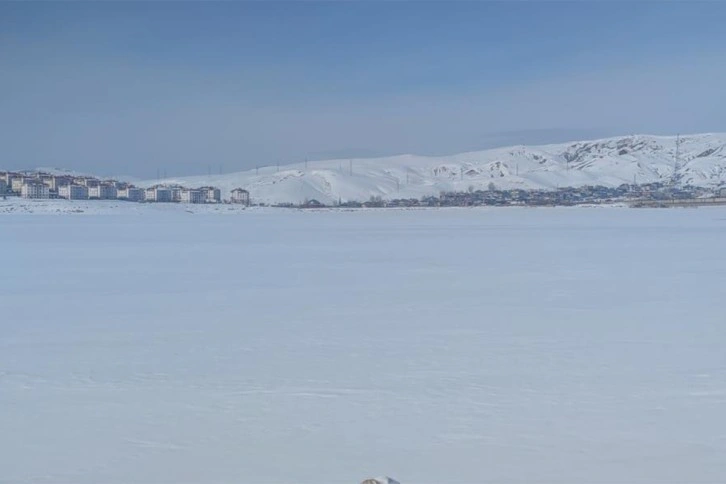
top-left (2, 207), bottom-right (726, 483)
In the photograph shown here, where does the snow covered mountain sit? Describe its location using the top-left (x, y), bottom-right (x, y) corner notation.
top-left (147, 133), bottom-right (726, 205)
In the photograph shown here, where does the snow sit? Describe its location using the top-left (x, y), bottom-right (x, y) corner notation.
top-left (0, 198), bottom-right (251, 216)
top-left (144, 133), bottom-right (726, 205)
top-left (2, 207), bottom-right (726, 483)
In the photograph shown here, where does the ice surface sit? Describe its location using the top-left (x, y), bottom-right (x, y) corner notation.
top-left (2, 207), bottom-right (726, 483)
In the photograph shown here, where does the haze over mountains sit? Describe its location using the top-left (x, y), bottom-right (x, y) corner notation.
top-left (143, 133), bottom-right (726, 204)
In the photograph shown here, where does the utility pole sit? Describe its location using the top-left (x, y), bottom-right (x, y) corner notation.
top-left (277, 162), bottom-right (280, 173)
top-left (256, 165), bottom-right (259, 175)
top-left (219, 164), bottom-right (223, 175)
top-left (675, 134), bottom-right (681, 171)
top-left (674, 134), bottom-right (681, 186)
top-left (305, 157), bottom-right (308, 170)
top-left (349, 159), bottom-right (352, 176)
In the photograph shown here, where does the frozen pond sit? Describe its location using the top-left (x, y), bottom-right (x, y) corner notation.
top-left (2, 207), bottom-right (726, 483)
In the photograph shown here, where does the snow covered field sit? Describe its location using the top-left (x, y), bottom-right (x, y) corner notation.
top-left (2, 207), bottom-right (726, 483)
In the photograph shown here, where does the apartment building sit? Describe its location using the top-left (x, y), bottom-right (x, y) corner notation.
top-left (21, 181), bottom-right (50, 199)
top-left (180, 188), bottom-right (205, 204)
top-left (88, 183), bottom-right (118, 200)
top-left (230, 188), bottom-right (250, 205)
top-left (58, 184), bottom-right (89, 200)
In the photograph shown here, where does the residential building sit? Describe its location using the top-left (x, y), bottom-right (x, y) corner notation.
top-left (44, 175), bottom-right (74, 191)
top-left (75, 177), bottom-right (100, 188)
top-left (145, 186), bottom-right (173, 202)
top-left (230, 188), bottom-right (250, 205)
top-left (170, 186), bottom-right (183, 202)
top-left (2, 172), bottom-right (22, 190)
top-left (117, 186), bottom-right (145, 201)
top-left (0, 179), bottom-right (6, 194)
top-left (104, 180), bottom-right (125, 189)
top-left (202, 186), bottom-right (221, 203)
top-left (58, 184), bottom-right (89, 200)
top-left (88, 183), bottom-right (117, 200)
top-left (11, 176), bottom-right (27, 193)
top-left (180, 188), bottom-right (205, 204)
top-left (38, 173), bottom-right (55, 189)
top-left (20, 181), bottom-right (50, 199)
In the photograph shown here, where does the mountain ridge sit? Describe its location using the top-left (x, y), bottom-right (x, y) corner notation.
top-left (145, 133), bottom-right (726, 204)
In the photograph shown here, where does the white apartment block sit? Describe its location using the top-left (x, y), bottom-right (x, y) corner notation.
top-left (74, 177), bottom-right (105, 188)
top-left (180, 188), bottom-right (205, 204)
top-left (203, 186), bottom-right (221, 203)
top-left (44, 175), bottom-right (74, 191)
top-left (39, 174), bottom-right (55, 189)
top-left (88, 184), bottom-right (117, 200)
top-left (58, 184), bottom-right (89, 200)
top-left (102, 184), bottom-right (118, 199)
top-left (11, 177), bottom-right (27, 193)
top-left (230, 188), bottom-right (250, 205)
top-left (3, 172), bottom-right (23, 191)
top-left (21, 182), bottom-right (50, 199)
top-left (117, 186), bottom-right (145, 201)
top-left (145, 186), bottom-right (173, 202)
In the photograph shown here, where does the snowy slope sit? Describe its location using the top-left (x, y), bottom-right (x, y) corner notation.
top-left (146, 133), bottom-right (726, 204)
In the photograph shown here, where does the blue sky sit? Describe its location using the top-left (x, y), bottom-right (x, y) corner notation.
top-left (2, 1), bottom-right (726, 178)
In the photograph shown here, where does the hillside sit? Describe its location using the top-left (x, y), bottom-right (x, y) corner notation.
top-left (146, 133), bottom-right (726, 204)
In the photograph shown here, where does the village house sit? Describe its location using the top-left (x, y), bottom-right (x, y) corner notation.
top-left (230, 188), bottom-right (250, 205)
top-left (58, 184), bottom-right (89, 200)
top-left (20, 181), bottom-right (50, 199)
